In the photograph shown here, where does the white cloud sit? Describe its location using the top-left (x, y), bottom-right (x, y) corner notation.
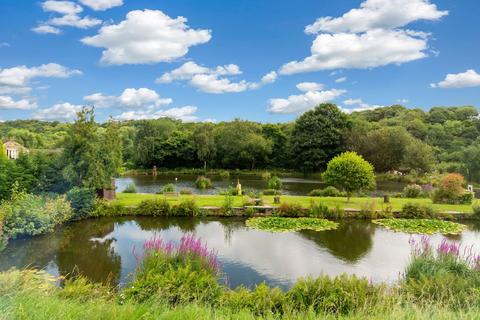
top-left (296, 82), bottom-right (324, 92)
top-left (0, 63), bottom-right (81, 87)
top-left (158, 61), bottom-right (276, 93)
top-left (84, 88), bottom-right (172, 108)
top-left (32, 25), bottom-right (62, 34)
top-left (335, 76), bottom-right (347, 83)
top-left (42, 1), bottom-right (83, 15)
top-left (115, 105), bottom-right (198, 122)
top-left (33, 102), bottom-right (83, 121)
top-left (47, 14), bottom-right (101, 29)
top-left (280, 29), bottom-right (428, 74)
top-left (341, 98), bottom-right (384, 113)
top-left (79, 0), bottom-right (123, 11)
top-left (0, 86), bottom-right (32, 95)
top-left (268, 86), bottom-right (345, 114)
top-left (305, 0), bottom-right (447, 34)
top-left (0, 96), bottom-right (37, 110)
top-left (81, 10), bottom-right (211, 65)
top-left (430, 69), bottom-right (480, 89)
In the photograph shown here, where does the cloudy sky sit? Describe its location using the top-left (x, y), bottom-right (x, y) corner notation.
top-left (0, 0), bottom-right (478, 122)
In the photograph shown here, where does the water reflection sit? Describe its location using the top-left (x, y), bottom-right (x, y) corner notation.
top-left (1, 217), bottom-right (479, 289)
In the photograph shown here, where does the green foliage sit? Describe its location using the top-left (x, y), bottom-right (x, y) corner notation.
top-left (136, 198), bottom-right (172, 216)
top-left (291, 103), bottom-right (350, 172)
top-left (400, 202), bottom-right (435, 218)
top-left (432, 173), bottom-right (472, 204)
top-left (274, 203), bottom-right (304, 217)
top-left (287, 274), bottom-right (385, 315)
top-left (90, 199), bottom-right (130, 217)
top-left (308, 186), bottom-right (346, 197)
top-left (123, 183), bottom-right (137, 193)
top-left (0, 189), bottom-right (72, 239)
top-left (322, 151), bottom-right (376, 198)
top-left (266, 176), bottom-right (282, 190)
top-left (160, 183), bottom-right (176, 193)
top-left (402, 184), bottom-right (425, 198)
top-left (179, 188), bottom-right (193, 195)
top-left (373, 219), bottom-right (466, 235)
top-left (66, 187), bottom-right (96, 220)
top-left (221, 283), bottom-right (285, 316)
top-left (195, 176), bottom-right (213, 189)
top-left (220, 194), bottom-right (235, 216)
top-left (173, 199), bottom-right (201, 217)
top-left (193, 123), bottom-right (216, 171)
top-left (246, 217), bottom-right (338, 232)
top-left (262, 189), bottom-right (282, 196)
top-left (218, 170), bottom-right (230, 179)
top-left (473, 205), bottom-right (480, 219)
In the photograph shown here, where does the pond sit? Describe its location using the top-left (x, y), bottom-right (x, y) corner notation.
top-left (115, 173), bottom-right (407, 196)
top-left (1, 217), bottom-right (479, 289)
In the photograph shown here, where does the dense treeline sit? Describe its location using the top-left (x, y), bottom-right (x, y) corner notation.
top-left (1, 104), bottom-right (479, 186)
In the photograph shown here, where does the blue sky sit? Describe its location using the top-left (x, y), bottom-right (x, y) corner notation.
top-left (0, 0), bottom-right (478, 123)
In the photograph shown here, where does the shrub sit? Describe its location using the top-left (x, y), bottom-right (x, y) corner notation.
top-left (221, 284), bottom-right (285, 316)
top-left (219, 187), bottom-right (237, 196)
top-left (309, 201), bottom-right (330, 218)
top-left (173, 199), bottom-right (200, 217)
top-left (261, 171), bottom-right (271, 181)
top-left (432, 173), bottom-right (472, 204)
top-left (221, 194), bottom-right (235, 216)
top-left (160, 183), bottom-right (176, 194)
top-left (267, 176), bottom-right (282, 190)
top-left (1, 191), bottom-right (72, 239)
top-left (402, 184), bottom-right (424, 198)
top-left (262, 189), bottom-right (282, 196)
top-left (123, 183), bottom-right (137, 194)
top-left (90, 199), bottom-right (130, 217)
top-left (136, 198), bottom-right (171, 216)
top-left (274, 203), bottom-right (304, 217)
top-left (400, 203), bottom-right (435, 219)
top-left (359, 200), bottom-right (379, 219)
top-left (124, 235), bottom-right (222, 305)
top-left (179, 188), bottom-right (193, 195)
top-left (219, 170), bottom-right (230, 179)
top-left (473, 205), bottom-right (480, 219)
top-left (195, 176), bottom-right (213, 189)
top-left (66, 187), bottom-right (96, 220)
top-left (308, 186), bottom-right (345, 197)
top-left (287, 274), bottom-right (385, 315)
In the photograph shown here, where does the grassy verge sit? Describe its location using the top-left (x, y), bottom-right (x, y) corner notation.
top-left (115, 193), bottom-right (478, 214)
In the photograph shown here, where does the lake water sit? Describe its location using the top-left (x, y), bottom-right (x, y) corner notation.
top-left (115, 174), bottom-right (407, 196)
top-left (1, 217), bottom-right (479, 289)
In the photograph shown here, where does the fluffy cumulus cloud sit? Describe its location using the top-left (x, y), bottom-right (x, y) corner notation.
top-left (84, 87), bottom-right (172, 108)
top-left (157, 61), bottom-right (277, 94)
top-left (32, 25), bottom-right (62, 34)
top-left (0, 63), bottom-right (81, 87)
top-left (79, 0), bottom-right (123, 11)
top-left (431, 69), bottom-right (480, 88)
top-left (296, 82), bottom-right (324, 92)
top-left (115, 106), bottom-right (198, 122)
top-left (81, 10), bottom-right (212, 65)
top-left (32, 102), bottom-right (83, 121)
top-left (342, 98), bottom-right (384, 113)
top-left (280, 0), bottom-right (447, 74)
top-left (305, 0), bottom-right (447, 34)
top-left (268, 85), bottom-right (345, 114)
top-left (0, 96), bottom-right (37, 110)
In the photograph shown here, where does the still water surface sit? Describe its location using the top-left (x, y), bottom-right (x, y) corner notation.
top-left (1, 217), bottom-right (479, 289)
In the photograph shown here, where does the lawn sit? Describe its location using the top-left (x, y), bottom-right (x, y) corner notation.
top-left (115, 193), bottom-right (478, 214)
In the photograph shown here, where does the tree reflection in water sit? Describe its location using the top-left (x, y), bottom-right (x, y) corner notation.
top-left (300, 220), bottom-right (375, 263)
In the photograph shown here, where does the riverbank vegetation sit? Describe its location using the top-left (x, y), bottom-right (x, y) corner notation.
top-left (1, 236), bottom-right (479, 319)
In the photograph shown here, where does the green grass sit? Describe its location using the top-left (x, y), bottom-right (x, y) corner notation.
top-left (115, 193), bottom-right (478, 214)
top-left (372, 219), bottom-right (467, 235)
top-left (246, 217), bottom-right (339, 232)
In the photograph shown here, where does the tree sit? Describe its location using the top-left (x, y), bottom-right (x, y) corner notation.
top-left (402, 139), bottom-right (435, 173)
top-left (322, 152), bottom-right (375, 200)
top-left (193, 123), bottom-right (216, 172)
top-left (0, 140), bottom-right (11, 200)
top-left (291, 103), bottom-right (350, 172)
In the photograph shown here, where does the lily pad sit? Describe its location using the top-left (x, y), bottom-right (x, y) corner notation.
top-left (372, 218), bottom-right (466, 235)
top-left (246, 217), bottom-right (338, 233)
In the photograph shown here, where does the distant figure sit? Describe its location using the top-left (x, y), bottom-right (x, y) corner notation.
top-left (236, 179), bottom-right (242, 196)
top-left (152, 165), bottom-right (157, 176)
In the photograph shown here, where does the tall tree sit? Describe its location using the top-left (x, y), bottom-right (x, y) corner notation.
top-left (193, 123), bottom-right (216, 172)
top-left (291, 103), bottom-right (350, 172)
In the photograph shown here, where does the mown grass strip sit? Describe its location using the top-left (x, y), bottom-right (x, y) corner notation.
top-left (372, 218), bottom-right (466, 235)
top-left (246, 217), bottom-right (338, 233)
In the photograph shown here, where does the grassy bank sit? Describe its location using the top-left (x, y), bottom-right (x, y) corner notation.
top-left (115, 193), bottom-right (479, 214)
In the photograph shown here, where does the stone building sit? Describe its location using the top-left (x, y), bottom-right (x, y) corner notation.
top-left (3, 141), bottom-right (28, 160)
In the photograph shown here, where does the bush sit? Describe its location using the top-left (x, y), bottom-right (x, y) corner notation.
top-left (219, 187), bottom-right (237, 196)
top-left (261, 171), bottom-right (271, 181)
top-left (221, 194), bottom-right (235, 216)
top-left (402, 184), bottom-right (424, 198)
top-left (136, 198), bottom-right (171, 216)
top-left (274, 203), bottom-right (304, 217)
top-left (173, 199), bottom-right (200, 217)
top-left (195, 176), bottom-right (213, 189)
top-left (90, 199), bottom-right (130, 217)
top-left (160, 183), bottom-right (176, 194)
top-left (219, 170), bottom-right (230, 179)
top-left (123, 183), bottom-right (137, 194)
top-left (1, 191), bottom-right (72, 239)
top-left (267, 176), bottom-right (282, 190)
top-left (287, 274), bottom-right (385, 315)
top-left (400, 202), bottom-right (435, 219)
top-left (262, 189), bottom-right (282, 196)
top-left (308, 186), bottom-right (346, 197)
top-left (221, 284), bottom-right (285, 316)
top-left (66, 187), bottom-right (96, 220)
top-left (179, 188), bottom-right (193, 195)
top-left (309, 201), bottom-right (330, 218)
top-left (432, 173), bottom-right (472, 204)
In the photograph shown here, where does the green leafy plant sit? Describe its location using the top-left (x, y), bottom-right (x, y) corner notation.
top-left (267, 176), bottom-right (282, 190)
top-left (160, 183), bottom-right (176, 193)
top-left (372, 219), bottom-right (466, 235)
top-left (219, 170), bottom-right (230, 179)
top-left (195, 176), bottom-right (213, 189)
top-left (433, 173), bottom-right (473, 204)
top-left (221, 194), bottom-right (235, 216)
top-left (246, 217), bottom-right (338, 232)
top-left (66, 187), bottom-right (96, 220)
top-left (400, 202), bottom-right (435, 219)
top-left (135, 198), bottom-right (171, 216)
top-left (274, 203), bottom-right (304, 217)
top-left (402, 184), bottom-right (424, 198)
top-left (179, 188), bottom-right (193, 195)
top-left (262, 189), bottom-right (282, 196)
top-left (308, 186), bottom-right (346, 197)
top-left (173, 199), bottom-right (200, 217)
top-left (123, 183), bottom-right (137, 194)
